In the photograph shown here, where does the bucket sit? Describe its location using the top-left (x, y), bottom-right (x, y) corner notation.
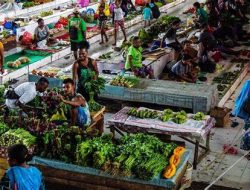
top-left (180, 162), bottom-right (193, 190)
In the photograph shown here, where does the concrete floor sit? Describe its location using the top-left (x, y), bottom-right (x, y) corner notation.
top-left (4, 0), bottom-right (250, 189)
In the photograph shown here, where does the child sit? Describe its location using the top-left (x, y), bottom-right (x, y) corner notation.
top-left (98, 5), bottom-right (109, 44)
top-left (0, 144), bottom-right (45, 190)
top-left (112, 0), bottom-right (127, 46)
top-left (143, 3), bottom-right (152, 27)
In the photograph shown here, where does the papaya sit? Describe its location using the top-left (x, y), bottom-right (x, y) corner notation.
top-left (169, 154), bottom-right (181, 166)
top-left (163, 164), bottom-right (176, 179)
top-left (173, 146), bottom-right (185, 156)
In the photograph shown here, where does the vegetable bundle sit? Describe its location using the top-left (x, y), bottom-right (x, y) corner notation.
top-left (0, 128), bottom-right (36, 148)
top-left (76, 134), bottom-right (177, 180)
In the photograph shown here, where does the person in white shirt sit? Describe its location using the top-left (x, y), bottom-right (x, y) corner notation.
top-left (112, 0), bottom-right (127, 46)
top-left (4, 77), bottom-right (49, 114)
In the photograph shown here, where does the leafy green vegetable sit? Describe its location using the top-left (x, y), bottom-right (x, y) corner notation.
top-left (194, 112), bottom-right (205, 121)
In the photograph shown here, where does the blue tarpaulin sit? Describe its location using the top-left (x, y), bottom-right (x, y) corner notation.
top-left (232, 80), bottom-right (250, 120)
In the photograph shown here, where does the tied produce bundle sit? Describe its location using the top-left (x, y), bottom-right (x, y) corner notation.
top-left (82, 70), bottom-right (106, 112)
top-left (76, 133), bottom-right (177, 180)
top-left (0, 128), bottom-right (36, 148)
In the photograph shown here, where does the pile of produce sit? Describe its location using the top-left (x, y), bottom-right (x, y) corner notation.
top-left (40, 10), bottom-right (53, 17)
top-left (138, 29), bottom-right (151, 42)
top-left (147, 15), bottom-right (180, 38)
top-left (49, 27), bottom-right (65, 35)
top-left (193, 112), bottom-right (205, 121)
top-left (7, 57), bottom-right (30, 68)
top-left (0, 128), bottom-right (36, 148)
top-left (38, 124), bottom-right (85, 162)
top-left (159, 109), bottom-right (174, 122)
top-left (76, 134), bottom-right (178, 180)
top-left (172, 111), bottom-right (187, 124)
top-left (126, 11), bottom-right (142, 21)
top-left (127, 108), bottom-right (158, 119)
top-left (127, 108), bottom-right (199, 124)
top-left (0, 122), bottom-right (8, 136)
top-left (98, 52), bottom-right (112, 59)
top-left (82, 71), bottom-right (106, 112)
top-left (110, 76), bottom-right (139, 88)
top-left (31, 69), bottom-right (57, 78)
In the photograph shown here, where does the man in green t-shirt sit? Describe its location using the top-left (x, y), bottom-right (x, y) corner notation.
top-left (69, 8), bottom-right (87, 60)
top-left (125, 36), bottom-right (153, 78)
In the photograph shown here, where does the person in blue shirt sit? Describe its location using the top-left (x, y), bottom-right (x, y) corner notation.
top-left (0, 144), bottom-right (45, 190)
top-left (143, 4), bottom-right (152, 27)
top-left (171, 54), bottom-right (196, 83)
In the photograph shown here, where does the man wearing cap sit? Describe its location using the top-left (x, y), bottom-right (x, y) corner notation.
top-left (69, 8), bottom-right (87, 60)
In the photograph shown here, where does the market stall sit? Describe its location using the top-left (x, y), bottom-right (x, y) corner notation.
top-left (108, 107), bottom-right (215, 169)
top-left (0, 112), bottom-right (191, 190)
top-left (0, 0), bottom-right (186, 84)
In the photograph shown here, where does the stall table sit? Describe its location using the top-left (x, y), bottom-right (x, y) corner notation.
top-left (108, 107), bottom-right (215, 169)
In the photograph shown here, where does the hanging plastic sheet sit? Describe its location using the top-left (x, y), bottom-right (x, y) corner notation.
top-left (232, 80), bottom-right (250, 120)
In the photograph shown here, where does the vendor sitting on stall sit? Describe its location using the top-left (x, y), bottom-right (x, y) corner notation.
top-left (34, 18), bottom-right (50, 49)
top-left (73, 50), bottom-right (98, 101)
top-left (58, 78), bottom-right (91, 127)
top-left (171, 54), bottom-right (197, 83)
top-left (125, 36), bottom-right (153, 78)
top-left (3, 77), bottom-right (49, 116)
top-left (161, 19), bottom-right (182, 60)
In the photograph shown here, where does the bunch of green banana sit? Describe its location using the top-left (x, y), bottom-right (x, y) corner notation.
top-left (127, 107), bottom-right (138, 116)
top-left (128, 108), bottom-right (158, 119)
top-left (172, 110), bottom-right (188, 124)
top-left (110, 76), bottom-right (134, 88)
top-left (159, 109), bottom-right (174, 122)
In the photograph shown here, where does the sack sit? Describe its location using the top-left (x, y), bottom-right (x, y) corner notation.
top-left (151, 4), bottom-right (161, 19)
top-left (243, 100), bottom-right (250, 115)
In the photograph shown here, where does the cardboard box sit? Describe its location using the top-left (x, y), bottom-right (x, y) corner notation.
top-left (210, 107), bottom-right (231, 127)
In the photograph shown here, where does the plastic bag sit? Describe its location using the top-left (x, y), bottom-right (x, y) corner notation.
top-left (21, 32), bottom-right (33, 45)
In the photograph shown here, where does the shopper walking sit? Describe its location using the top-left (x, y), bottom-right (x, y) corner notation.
top-left (97, 4), bottom-right (109, 44)
top-left (69, 8), bottom-right (87, 60)
top-left (112, 0), bottom-right (127, 46)
top-left (0, 144), bottom-right (45, 190)
top-left (143, 3), bottom-right (152, 27)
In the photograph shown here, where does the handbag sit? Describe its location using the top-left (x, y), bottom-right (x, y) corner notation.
top-left (243, 100), bottom-right (250, 115)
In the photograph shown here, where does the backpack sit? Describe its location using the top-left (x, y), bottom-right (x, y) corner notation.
top-left (150, 3), bottom-right (161, 19)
